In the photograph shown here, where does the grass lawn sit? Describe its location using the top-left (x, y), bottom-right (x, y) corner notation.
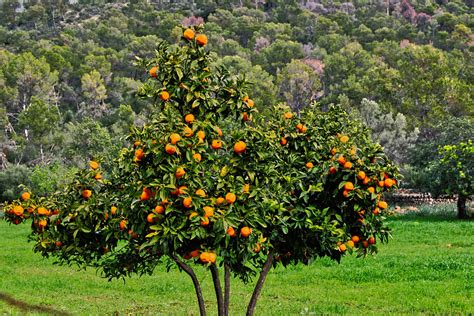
top-left (0, 204), bottom-right (472, 315)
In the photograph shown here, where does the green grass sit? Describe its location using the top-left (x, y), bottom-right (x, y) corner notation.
top-left (0, 205), bottom-right (472, 315)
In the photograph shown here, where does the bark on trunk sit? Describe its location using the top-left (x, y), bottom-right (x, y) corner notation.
top-left (457, 194), bottom-right (471, 219)
top-left (210, 264), bottom-right (224, 316)
top-left (172, 255), bottom-right (206, 316)
top-left (246, 252), bottom-right (274, 316)
top-left (224, 264), bottom-right (231, 316)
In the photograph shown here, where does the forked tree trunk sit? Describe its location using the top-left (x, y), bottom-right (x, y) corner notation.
top-left (457, 194), bottom-right (471, 219)
top-left (246, 252), bottom-right (274, 316)
top-left (210, 265), bottom-right (225, 316)
top-left (224, 264), bottom-right (231, 316)
top-left (172, 255), bottom-right (206, 316)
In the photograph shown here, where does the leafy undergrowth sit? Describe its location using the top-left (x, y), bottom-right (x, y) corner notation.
top-left (0, 205), bottom-right (472, 315)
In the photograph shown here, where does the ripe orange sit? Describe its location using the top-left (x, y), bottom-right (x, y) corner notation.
top-left (175, 167), bottom-right (186, 179)
top-left (149, 66), bottom-right (158, 77)
top-left (179, 186), bottom-right (188, 195)
top-left (234, 141), bottom-right (246, 154)
top-left (82, 189), bottom-right (92, 199)
top-left (344, 182), bottom-right (354, 191)
top-left (243, 184), bottom-right (250, 194)
top-left (147, 213), bottom-right (156, 223)
top-left (242, 112), bottom-right (249, 122)
top-left (38, 219), bottom-right (47, 228)
top-left (196, 34), bottom-right (208, 46)
top-left (378, 180), bottom-right (385, 188)
top-left (368, 237), bottom-right (376, 245)
top-left (280, 137), bottom-right (287, 146)
top-left (306, 162), bottom-right (314, 169)
top-left (208, 252), bottom-right (217, 264)
top-left (211, 139), bottom-right (222, 149)
top-left (227, 227), bottom-right (236, 237)
top-left (185, 114), bottom-right (195, 124)
top-left (190, 249), bottom-right (200, 258)
top-left (13, 205), bottom-right (24, 216)
top-left (384, 178), bottom-right (394, 187)
top-left (140, 188), bottom-right (153, 201)
top-left (119, 219), bottom-right (127, 230)
top-left (284, 112), bottom-right (293, 119)
top-left (111, 206), bottom-right (117, 215)
top-left (337, 155), bottom-right (346, 165)
top-left (165, 144), bottom-right (177, 155)
top-left (362, 240), bottom-right (369, 248)
top-left (296, 123), bottom-right (304, 132)
top-left (37, 207), bottom-right (50, 216)
top-left (351, 235), bottom-right (360, 243)
top-left (225, 192), bottom-right (236, 204)
top-left (203, 206), bottom-right (214, 217)
top-left (363, 177), bottom-right (370, 185)
top-left (89, 161), bottom-right (99, 170)
top-left (346, 240), bottom-right (355, 248)
top-left (216, 197), bottom-right (225, 205)
top-left (357, 171), bottom-right (366, 180)
top-left (331, 148), bottom-right (337, 155)
top-left (183, 197), bottom-right (193, 208)
top-left (378, 201), bottom-right (388, 209)
top-left (339, 135), bottom-right (349, 143)
top-left (342, 190), bottom-right (349, 198)
top-left (215, 127), bottom-right (223, 137)
top-left (183, 28), bottom-right (195, 40)
top-left (301, 126), bottom-right (307, 133)
top-left (154, 205), bottom-right (165, 214)
top-left (160, 91), bottom-right (170, 101)
top-left (195, 189), bottom-right (206, 198)
top-left (368, 187), bottom-right (375, 194)
top-left (245, 99), bottom-right (254, 108)
top-left (193, 153), bottom-right (202, 162)
top-left (240, 226), bottom-right (252, 237)
top-left (373, 207), bottom-right (380, 215)
top-left (183, 126), bottom-right (194, 137)
top-left (21, 192), bottom-right (30, 201)
top-left (329, 166), bottom-right (337, 174)
top-left (339, 244), bottom-right (347, 252)
top-left (343, 161), bottom-right (353, 169)
top-left (55, 241), bottom-right (63, 247)
top-left (197, 130), bottom-right (205, 140)
top-left (135, 148), bottom-right (145, 160)
top-left (170, 133), bottom-right (181, 144)
top-left (189, 211), bottom-right (198, 219)
top-left (199, 252), bottom-right (210, 263)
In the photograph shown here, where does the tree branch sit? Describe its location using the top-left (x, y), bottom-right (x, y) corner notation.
top-left (246, 251), bottom-right (274, 316)
top-left (172, 255), bottom-right (206, 316)
top-left (210, 264), bottom-right (224, 316)
top-left (224, 264), bottom-right (231, 316)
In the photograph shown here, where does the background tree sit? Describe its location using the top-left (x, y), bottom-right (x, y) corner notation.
top-left (276, 59), bottom-right (321, 112)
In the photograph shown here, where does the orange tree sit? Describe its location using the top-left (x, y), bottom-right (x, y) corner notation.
top-left (2, 27), bottom-right (399, 316)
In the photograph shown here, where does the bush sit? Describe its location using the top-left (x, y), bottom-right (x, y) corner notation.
top-left (0, 165), bottom-right (32, 202)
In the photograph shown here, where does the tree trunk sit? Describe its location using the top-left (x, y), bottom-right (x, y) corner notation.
top-left (210, 264), bottom-right (224, 316)
top-left (246, 252), bottom-right (274, 316)
top-left (172, 255), bottom-right (206, 316)
top-left (224, 264), bottom-right (231, 316)
top-left (457, 194), bottom-right (471, 219)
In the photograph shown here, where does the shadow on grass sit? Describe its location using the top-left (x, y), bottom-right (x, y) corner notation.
top-left (0, 292), bottom-right (71, 315)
